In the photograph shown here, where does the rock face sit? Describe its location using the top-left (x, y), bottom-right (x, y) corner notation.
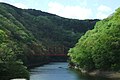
top-left (87, 70), bottom-right (120, 79)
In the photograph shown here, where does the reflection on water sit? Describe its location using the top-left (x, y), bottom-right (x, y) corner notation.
top-left (30, 62), bottom-right (115, 80)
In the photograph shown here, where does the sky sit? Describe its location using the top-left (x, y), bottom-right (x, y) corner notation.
top-left (0, 0), bottom-right (120, 20)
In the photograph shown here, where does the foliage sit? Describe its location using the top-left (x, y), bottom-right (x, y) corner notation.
top-left (0, 62), bottom-right (29, 80)
top-left (0, 2), bottom-right (98, 60)
top-left (0, 29), bottom-right (29, 79)
top-left (0, 2), bottom-right (98, 79)
top-left (68, 8), bottom-right (120, 71)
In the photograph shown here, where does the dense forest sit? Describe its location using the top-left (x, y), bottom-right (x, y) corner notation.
top-left (0, 2), bottom-right (98, 79)
top-left (68, 8), bottom-right (120, 71)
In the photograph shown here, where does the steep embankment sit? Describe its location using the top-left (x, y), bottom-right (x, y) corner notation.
top-left (0, 2), bottom-right (98, 79)
top-left (68, 8), bottom-right (120, 78)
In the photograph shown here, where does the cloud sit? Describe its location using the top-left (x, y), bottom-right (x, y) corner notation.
top-left (48, 2), bottom-right (92, 19)
top-left (0, 0), bottom-right (8, 2)
top-left (48, 2), bottom-right (64, 14)
top-left (96, 12), bottom-right (109, 19)
top-left (96, 5), bottom-right (112, 19)
top-left (13, 3), bottom-right (28, 9)
top-left (0, 0), bottom-right (27, 9)
top-left (0, 0), bottom-right (12, 3)
top-left (98, 5), bottom-right (111, 12)
top-left (0, 0), bottom-right (4, 2)
top-left (80, 0), bottom-right (87, 7)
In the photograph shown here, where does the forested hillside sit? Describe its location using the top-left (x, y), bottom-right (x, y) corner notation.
top-left (0, 2), bottom-right (98, 79)
top-left (68, 8), bottom-right (120, 71)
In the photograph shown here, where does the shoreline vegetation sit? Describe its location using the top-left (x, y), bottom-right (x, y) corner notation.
top-left (69, 65), bottom-right (120, 79)
top-left (0, 2), bottom-right (98, 80)
top-left (0, 2), bottom-right (120, 80)
top-left (68, 7), bottom-right (120, 80)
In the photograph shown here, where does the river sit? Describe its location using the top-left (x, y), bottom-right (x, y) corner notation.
top-left (30, 62), bottom-right (114, 80)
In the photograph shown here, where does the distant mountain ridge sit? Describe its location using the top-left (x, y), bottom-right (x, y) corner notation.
top-left (0, 2), bottom-right (99, 79)
top-left (0, 2), bottom-right (99, 63)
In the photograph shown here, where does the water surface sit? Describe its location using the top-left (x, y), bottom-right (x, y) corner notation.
top-left (30, 62), bottom-right (114, 80)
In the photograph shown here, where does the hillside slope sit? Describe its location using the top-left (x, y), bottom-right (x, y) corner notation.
top-left (0, 3), bottom-right (99, 55)
top-left (68, 8), bottom-right (120, 71)
top-left (0, 2), bottom-right (98, 79)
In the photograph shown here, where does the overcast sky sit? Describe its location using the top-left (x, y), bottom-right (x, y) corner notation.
top-left (0, 0), bottom-right (119, 19)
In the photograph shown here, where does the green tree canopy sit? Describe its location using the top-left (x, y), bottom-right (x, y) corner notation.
top-left (68, 8), bottom-right (120, 71)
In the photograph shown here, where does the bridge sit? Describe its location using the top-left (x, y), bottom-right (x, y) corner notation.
top-left (27, 53), bottom-right (68, 68)
top-left (30, 54), bottom-right (67, 56)
top-left (28, 53), bottom-right (68, 63)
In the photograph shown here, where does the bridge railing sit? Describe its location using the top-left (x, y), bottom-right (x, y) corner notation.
top-left (30, 53), bottom-right (67, 56)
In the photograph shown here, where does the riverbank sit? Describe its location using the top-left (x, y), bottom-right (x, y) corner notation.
top-left (69, 65), bottom-right (120, 79)
top-left (27, 61), bottom-right (50, 69)
top-left (81, 70), bottom-right (120, 79)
